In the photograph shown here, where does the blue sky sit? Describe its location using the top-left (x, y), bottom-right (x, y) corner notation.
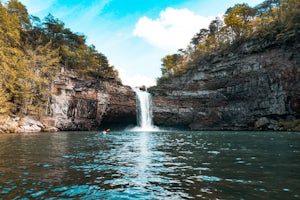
top-left (14, 0), bottom-right (263, 86)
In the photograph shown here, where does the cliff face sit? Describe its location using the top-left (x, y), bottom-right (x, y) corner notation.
top-left (150, 40), bottom-right (300, 130)
top-left (48, 69), bottom-right (136, 131)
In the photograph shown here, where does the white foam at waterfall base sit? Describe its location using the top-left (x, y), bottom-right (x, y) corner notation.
top-left (131, 88), bottom-right (159, 132)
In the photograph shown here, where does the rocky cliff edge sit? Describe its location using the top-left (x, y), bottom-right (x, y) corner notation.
top-left (47, 69), bottom-right (137, 131)
top-left (149, 39), bottom-right (300, 130)
top-left (1, 69), bottom-right (137, 133)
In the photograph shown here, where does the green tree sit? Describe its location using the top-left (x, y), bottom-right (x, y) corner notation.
top-left (23, 40), bottom-right (60, 116)
top-left (190, 28), bottom-right (209, 50)
top-left (0, 2), bottom-right (23, 115)
top-left (6, 0), bottom-right (30, 30)
top-left (160, 54), bottom-right (184, 78)
top-left (0, 85), bottom-right (11, 114)
top-left (224, 3), bottom-right (256, 39)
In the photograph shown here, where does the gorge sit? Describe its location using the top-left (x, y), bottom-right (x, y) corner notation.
top-left (1, 39), bottom-right (299, 133)
top-left (47, 38), bottom-right (300, 131)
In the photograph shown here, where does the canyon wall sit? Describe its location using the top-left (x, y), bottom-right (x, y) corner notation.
top-left (47, 69), bottom-right (136, 131)
top-left (150, 40), bottom-right (300, 130)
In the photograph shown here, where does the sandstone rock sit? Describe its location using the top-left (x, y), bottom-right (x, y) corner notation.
top-left (22, 117), bottom-right (43, 128)
top-left (14, 117), bottom-right (43, 133)
top-left (0, 117), bottom-right (44, 133)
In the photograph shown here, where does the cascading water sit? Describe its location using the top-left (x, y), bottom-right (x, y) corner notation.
top-left (136, 89), bottom-right (153, 128)
top-left (132, 88), bottom-right (158, 131)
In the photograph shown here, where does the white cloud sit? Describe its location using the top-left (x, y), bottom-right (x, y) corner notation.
top-left (133, 7), bottom-right (214, 51)
top-left (116, 66), bottom-right (156, 88)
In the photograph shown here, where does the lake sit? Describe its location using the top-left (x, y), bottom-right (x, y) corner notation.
top-left (0, 130), bottom-right (299, 199)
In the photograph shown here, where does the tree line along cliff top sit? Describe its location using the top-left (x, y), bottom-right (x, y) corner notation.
top-left (159, 0), bottom-right (299, 83)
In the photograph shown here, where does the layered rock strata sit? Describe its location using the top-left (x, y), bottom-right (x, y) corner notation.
top-left (48, 69), bottom-right (136, 131)
top-left (150, 40), bottom-right (300, 130)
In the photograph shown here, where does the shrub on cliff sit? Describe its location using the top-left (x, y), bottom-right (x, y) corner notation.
top-left (279, 120), bottom-right (300, 131)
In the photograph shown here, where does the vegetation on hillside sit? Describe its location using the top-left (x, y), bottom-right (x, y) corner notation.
top-left (0, 0), bottom-right (121, 118)
top-left (158, 0), bottom-right (299, 83)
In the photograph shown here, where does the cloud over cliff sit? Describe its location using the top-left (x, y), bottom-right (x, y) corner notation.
top-left (133, 7), bottom-right (214, 51)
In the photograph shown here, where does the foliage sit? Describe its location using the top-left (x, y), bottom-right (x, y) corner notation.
top-left (0, 0), bottom-right (121, 118)
top-left (158, 0), bottom-right (300, 82)
top-left (160, 54), bottom-right (186, 79)
top-left (224, 3), bottom-right (256, 39)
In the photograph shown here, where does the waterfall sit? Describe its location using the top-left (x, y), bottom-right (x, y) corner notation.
top-left (132, 88), bottom-right (158, 131)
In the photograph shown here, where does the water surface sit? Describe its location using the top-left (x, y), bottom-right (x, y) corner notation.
top-left (0, 131), bottom-right (299, 199)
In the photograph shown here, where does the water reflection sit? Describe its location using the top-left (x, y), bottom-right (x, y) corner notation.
top-left (0, 131), bottom-right (299, 199)
top-left (135, 132), bottom-right (150, 186)
top-left (0, 133), bottom-right (68, 180)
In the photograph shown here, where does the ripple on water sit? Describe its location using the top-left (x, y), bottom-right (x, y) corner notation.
top-left (282, 188), bottom-right (290, 192)
top-left (0, 130), bottom-right (299, 199)
top-left (235, 157), bottom-right (245, 164)
top-left (199, 175), bottom-right (221, 182)
top-left (51, 186), bottom-right (68, 192)
top-left (201, 187), bottom-right (213, 194)
top-left (31, 190), bottom-right (47, 198)
top-left (60, 185), bottom-right (98, 197)
top-left (1, 186), bottom-right (17, 195)
top-left (207, 150), bottom-right (220, 155)
top-left (104, 178), bottom-right (131, 186)
top-left (194, 167), bottom-right (210, 171)
top-left (225, 178), bottom-right (254, 184)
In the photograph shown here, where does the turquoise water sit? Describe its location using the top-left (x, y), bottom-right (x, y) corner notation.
top-left (0, 130), bottom-right (299, 199)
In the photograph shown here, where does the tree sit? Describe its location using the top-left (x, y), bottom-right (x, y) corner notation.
top-left (224, 3), bottom-right (256, 39)
top-left (160, 54), bottom-right (184, 78)
top-left (209, 17), bottom-right (224, 37)
top-left (190, 29), bottom-right (209, 50)
top-left (255, 0), bottom-right (280, 16)
top-left (0, 85), bottom-right (12, 115)
top-left (6, 0), bottom-right (30, 30)
top-left (23, 40), bottom-right (60, 116)
top-left (0, 2), bottom-right (21, 47)
top-left (0, 2), bottom-right (23, 115)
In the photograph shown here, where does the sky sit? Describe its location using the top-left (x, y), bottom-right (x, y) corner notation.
top-left (10, 0), bottom-right (263, 87)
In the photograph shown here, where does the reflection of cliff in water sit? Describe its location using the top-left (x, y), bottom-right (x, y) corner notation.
top-left (0, 133), bottom-right (68, 184)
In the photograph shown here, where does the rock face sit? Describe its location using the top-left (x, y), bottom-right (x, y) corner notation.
top-left (0, 116), bottom-right (57, 133)
top-left (48, 69), bottom-right (136, 131)
top-left (150, 40), bottom-right (300, 130)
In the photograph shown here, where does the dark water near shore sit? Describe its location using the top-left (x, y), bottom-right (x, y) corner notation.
top-left (0, 130), bottom-right (299, 199)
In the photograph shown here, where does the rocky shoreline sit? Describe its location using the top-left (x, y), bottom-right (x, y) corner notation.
top-left (1, 115), bottom-right (299, 134)
top-left (0, 116), bottom-right (58, 134)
